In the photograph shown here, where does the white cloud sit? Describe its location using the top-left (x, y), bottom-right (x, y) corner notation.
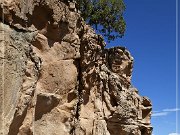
top-left (151, 112), bottom-right (168, 117)
top-left (152, 108), bottom-right (180, 117)
top-left (169, 133), bottom-right (180, 135)
top-left (163, 108), bottom-right (180, 112)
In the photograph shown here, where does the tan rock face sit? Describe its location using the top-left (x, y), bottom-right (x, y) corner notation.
top-left (0, 0), bottom-right (152, 135)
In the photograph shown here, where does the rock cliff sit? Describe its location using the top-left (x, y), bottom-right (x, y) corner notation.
top-left (0, 0), bottom-right (152, 134)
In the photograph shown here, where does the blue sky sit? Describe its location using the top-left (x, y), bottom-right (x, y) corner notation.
top-left (105, 0), bottom-right (179, 135)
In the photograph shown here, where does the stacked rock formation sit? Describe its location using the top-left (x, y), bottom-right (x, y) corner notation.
top-left (0, 0), bottom-right (152, 135)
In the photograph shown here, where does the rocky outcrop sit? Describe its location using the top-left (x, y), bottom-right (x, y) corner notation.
top-left (0, 0), bottom-right (152, 135)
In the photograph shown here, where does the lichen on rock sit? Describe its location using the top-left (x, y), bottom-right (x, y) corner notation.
top-left (0, 0), bottom-right (152, 135)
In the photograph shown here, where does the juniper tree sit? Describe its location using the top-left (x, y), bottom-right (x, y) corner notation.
top-left (76, 0), bottom-right (126, 41)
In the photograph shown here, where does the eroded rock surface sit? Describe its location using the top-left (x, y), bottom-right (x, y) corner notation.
top-left (0, 0), bottom-right (152, 135)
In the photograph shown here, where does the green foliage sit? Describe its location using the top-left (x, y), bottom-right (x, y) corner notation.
top-left (75, 0), bottom-right (126, 41)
